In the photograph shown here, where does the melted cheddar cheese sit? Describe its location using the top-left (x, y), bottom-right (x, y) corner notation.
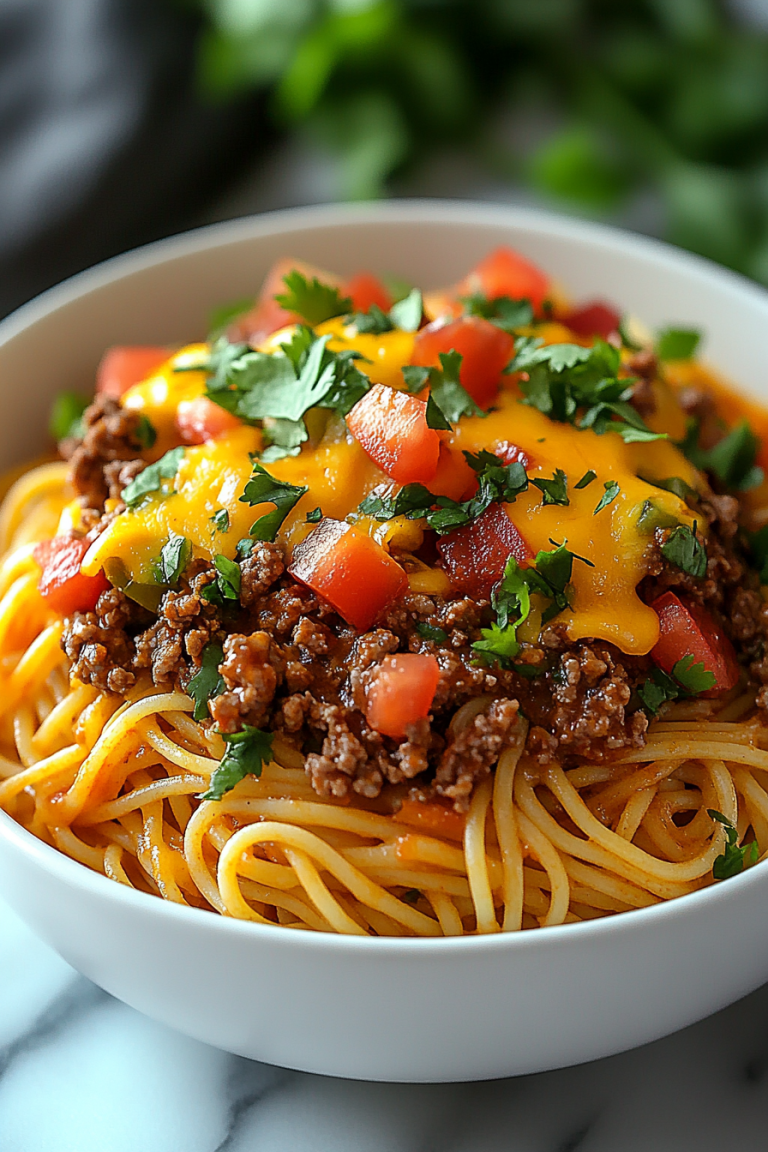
top-left (82, 324), bottom-right (705, 658)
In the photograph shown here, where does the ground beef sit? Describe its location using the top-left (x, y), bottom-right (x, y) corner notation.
top-left (62, 395), bottom-right (148, 510)
top-left (434, 698), bottom-right (520, 807)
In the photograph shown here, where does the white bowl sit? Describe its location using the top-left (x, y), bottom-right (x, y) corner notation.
top-left (1, 201), bottom-right (767, 1083)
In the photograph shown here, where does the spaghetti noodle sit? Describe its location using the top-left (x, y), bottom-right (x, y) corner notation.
top-left (1, 246), bottom-right (767, 936)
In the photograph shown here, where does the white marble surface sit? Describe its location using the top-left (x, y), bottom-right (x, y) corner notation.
top-left (0, 895), bottom-right (766, 1152)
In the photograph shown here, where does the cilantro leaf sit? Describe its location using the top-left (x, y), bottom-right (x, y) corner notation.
top-left (121, 446), bottom-right (185, 509)
top-left (656, 328), bottom-right (700, 361)
top-left (660, 522), bottom-right (707, 578)
top-left (210, 508), bottom-right (230, 533)
top-left (187, 642), bottom-right (225, 721)
top-left (531, 468), bottom-right (569, 506)
top-left (351, 303), bottom-right (393, 334)
top-left (275, 270), bottom-right (351, 326)
top-left (415, 621), bottom-right (448, 643)
top-left (746, 524), bottom-right (768, 583)
top-left (200, 554), bottom-right (242, 607)
top-left (707, 810), bottom-right (759, 880)
top-left (645, 475), bottom-right (696, 501)
top-left (49, 391), bottom-right (89, 441)
top-left (401, 365), bottom-right (431, 394)
top-left (388, 288), bottom-right (422, 332)
top-left (636, 499), bottom-right (680, 535)
top-left (462, 293), bottom-right (533, 331)
top-left (511, 336), bottom-right (665, 445)
top-left (637, 655), bottom-right (716, 715)
top-left (425, 392), bottom-right (452, 430)
top-left (261, 417), bottom-right (308, 462)
top-left (594, 480), bottom-right (620, 514)
top-left (575, 470), bottom-right (596, 489)
top-left (134, 414), bottom-right (157, 449)
top-left (200, 725), bottom-right (275, 801)
top-left (679, 419), bottom-right (763, 492)
top-left (241, 463), bottom-right (307, 541)
top-left (428, 352), bottom-right (483, 423)
top-left (156, 533), bottom-right (191, 585)
top-left (306, 506), bottom-right (323, 524)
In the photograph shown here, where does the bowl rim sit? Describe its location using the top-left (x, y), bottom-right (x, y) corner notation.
top-left (1, 196), bottom-right (767, 956)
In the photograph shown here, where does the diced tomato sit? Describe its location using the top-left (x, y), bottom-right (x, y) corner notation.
top-left (393, 797), bottom-right (466, 841)
top-left (33, 537), bottom-right (109, 615)
top-left (562, 301), bottom-right (621, 341)
top-left (494, 441), bottom-right (532, 469)
top-left (424, 246), bottom-right (550, 321)
top-left (649, 591), bottom-right (740, 696)
top-left (96, 347), bottom-right (169, 399)
top-left (410, 316), bottom-right (515, 409)
top-left (437, 503), bottom-right (533, 598)
top-left (427, 444), bottom-right (477, 501)
top-left (175, 396), bottom-right (242, 445)
top-left (289, 518), bottom-right (407, 631)
top-left (345, 272), bottom-right (392, 314)
top-left (365, 654), bottom-right (440, 738)
top-left (228, 257), bottom-right (345, 346)
top-left (347, 384), bottom-right (440, 484)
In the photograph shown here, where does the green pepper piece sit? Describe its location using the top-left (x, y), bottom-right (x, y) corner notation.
top-left (637, 499), bottom-right (680, 536)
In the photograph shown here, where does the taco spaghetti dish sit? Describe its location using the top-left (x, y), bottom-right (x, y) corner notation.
top-left (2, 247), bottom-right (768, 937)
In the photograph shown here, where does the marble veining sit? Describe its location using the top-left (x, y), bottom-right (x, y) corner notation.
top-left (0, 896), bottom-right (766, 1152)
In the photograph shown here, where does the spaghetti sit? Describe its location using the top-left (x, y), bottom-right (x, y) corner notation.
top-left (1, 246), bottom-right (767, 936)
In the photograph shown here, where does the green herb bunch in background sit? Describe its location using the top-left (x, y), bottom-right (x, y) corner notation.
top-left (185, 0), bottom-right (768, 283)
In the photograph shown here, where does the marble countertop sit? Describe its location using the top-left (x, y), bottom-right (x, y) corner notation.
top-left (2, 896), bottom-right (767, 1151)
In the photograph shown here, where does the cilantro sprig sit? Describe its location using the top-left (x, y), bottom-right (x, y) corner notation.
top-left (677, 419), bottom-right (763, 493)
top-left (637, 654), bottom-right (716, 715)
top-left (531, 468), bottom-right (569, 506)
top-left (656, 328), bottom-right (700, 361)
top-left (509, 337), bottom-right (665, 444)
top-left (472, 543), bottom-right (593, 669)
top-left (402, 351), bottom-right (482, 427)
top-left (241, 463), bottom-right (307, 541)
top-left (359, 449), bottom-right (528, 535)
top-left (461, 293), bottom-right (533, 332)
top-left (274, 270), bottom-right (351, 325)
top-left (154, 533), bottom-right (192, 585)
top-left (200, 554), bottom-right (242, 607)
top-left (351, 288), bottom-right (422, 334)
top-left (200, 725), bottom-right (275, 801)
top-left (49, 392), bottom-right (89, 441)
top-left (187, 641), bottom-right (225, 721)
top-left (121, 446), bottom-right (185, 509)
top-left (660, 522), bottom-right (707, 579)
top-left (707, 810), bottom-right (759, 880)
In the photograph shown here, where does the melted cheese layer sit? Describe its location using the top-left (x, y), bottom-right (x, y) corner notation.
top-left (84, 327), bottom-right (705, 657)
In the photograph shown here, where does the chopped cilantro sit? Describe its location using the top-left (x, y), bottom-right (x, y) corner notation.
top-left (210, 508), bottom-right (230, 533)
top-left (510, 336), bottom-right (665, 444)
top-left (656, 328), bottom-right (700, 361)
top-left (594, 480), bottom-right (620, 515)
top-left (645, 475), bottom-right (696, 501)
top-left (200, 554), bottom-right (241, 607)
top-left (134, 414), bottom-right (157, 449)
top-left (274, 270), bottom-right (351, 326)
top-left (305, 506), bottom-right (323, 524)
top-left (155, 533), bottom-right (191, 585)
top-left (351, 303), bottom-right (393, 334)
top-left (472, 542), bottom-right (591, 668)
top-left (241, 463), bottom-right (307, 542)
top-left (415, 621), bottom-right (448, 644)
top-left (707, 810), bottom-right (759, 880)
top-left (575, 470), bottom-right (596, 489)
top-left (425, 391), bottom-right (453, 430)
top-left (121, 446), bottom-right (185, 509)
top-left (617, 317), bottom-right (642, 352)
top-left (388, 288), bottom-right (422, 332)
top-left (200, 725), bottom-right (274, 801)
top-left (187, 642), bottom-right (225, 721)
top-left (401, 365), bottom-right (431, 394)
top-left (462, 293), bottom-right (533, 331)
top-left (678, 419), bottom-right (763, 493)
top-left (401, 888), bottom-right (421, 905)
top-left (49, 391), bottom-right (89, 442)
top-left (359, 450), bottom-right (528, 536)
top-left (424, 352), bottom-right (483, 424)
top-left (660, 522), bottom-right (707, 578)
top-left (531, 468), bottom-right (569, 506)
top-left (636, 499), bottom-right (680, 535)
top-left (746, 524), bottom-right (768, 583)
top-left (637, 654), bottom-right (716, 715)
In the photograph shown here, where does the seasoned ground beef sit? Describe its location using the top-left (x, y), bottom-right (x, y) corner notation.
top-left (62, 395), bottom-right (148, 510)
top-left (57, 399), bottom-right (768, 809)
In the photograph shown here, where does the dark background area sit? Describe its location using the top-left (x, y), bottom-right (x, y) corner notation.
top-left (2, 0), bottom-right (768, 319)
